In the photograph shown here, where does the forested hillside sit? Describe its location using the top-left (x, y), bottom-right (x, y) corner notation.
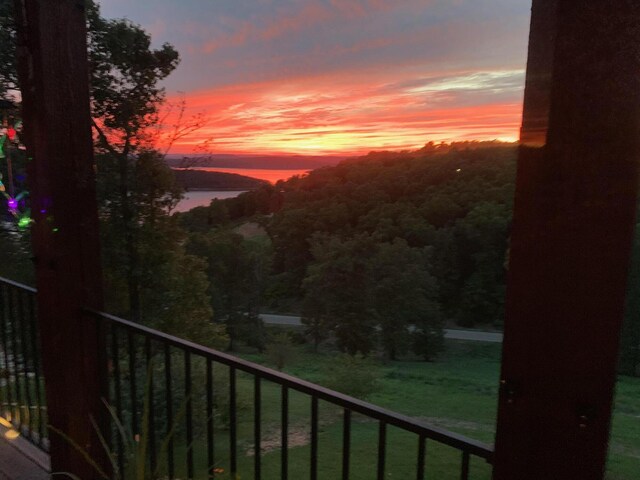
top-left (179, 142), bottom-right (517, 358)
top-left (178, 142), bottom-right (640, 370)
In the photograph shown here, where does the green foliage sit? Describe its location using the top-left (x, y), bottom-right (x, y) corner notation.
top-left (301, 235), bottom-right (443, 357)
top-left (443, 202), bottom-right (510, 326)
top-left (88, 3), bottom-right (179, 152)
top-left (322, 354), bottom-right (381, 400)
top-left (0, 1), bottom-right (16, 101)
top-left (0, 224), bottom-right (33, 285)
top-left (86, 2), bottom-right (183, 326)
top-left (97, 151), bottom-right (227, 347)
top-left (265, 145), bottom-right (514, 332)
top-left (303, 234), bottom-right (377, 355)
top-left (52, 364), bottom-right (185, 480)
top-left (370, 239), bottom-right (443, 359)
top-left (412, 319), bottom-right (445, 361)
top-left (186, 230), bottom-right (271, 350)
top-left (265, 332), bottom-right (297, 371)
top-left (621, 214), bottom-right (640, 377)
top-left (176, 144), bottom-right (517, 357)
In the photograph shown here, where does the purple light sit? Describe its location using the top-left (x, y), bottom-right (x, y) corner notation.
top-left (7, 198), bottom-right (17, 210)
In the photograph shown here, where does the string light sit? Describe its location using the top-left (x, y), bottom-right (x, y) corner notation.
top-left (18, 216), bottom-right (32, 229)
top-left (1, 119), bottom-right (30, 227)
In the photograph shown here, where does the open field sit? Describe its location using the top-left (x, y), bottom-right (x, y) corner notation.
top-left (166, 340), bottom-right (638, 479)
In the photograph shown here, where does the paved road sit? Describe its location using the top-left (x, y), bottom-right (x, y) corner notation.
top-left (259, 314), bottom-right (503, 343)
top-left (261, 314), bottom-right (303, 326)
top-left (443, 329), bottom-right (503, 343)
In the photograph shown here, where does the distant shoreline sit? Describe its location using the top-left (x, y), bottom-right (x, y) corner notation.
top-left (174, 166), bottom-right (310, 185)
top-left (183, 187), bottom-right (251, 192)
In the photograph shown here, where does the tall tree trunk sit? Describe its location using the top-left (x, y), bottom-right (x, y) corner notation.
top-left (118, 148), bottom-right (141, 322)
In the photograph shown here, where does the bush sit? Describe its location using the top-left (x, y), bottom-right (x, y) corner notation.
top-left (322, 354), bottom-right (381, 400)
top-left (265, 332), bottom-right (297, 371)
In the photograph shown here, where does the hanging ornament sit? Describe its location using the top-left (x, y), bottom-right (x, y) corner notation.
top-left (17, 215), bottom-right (31, 229)
top-left (0, 129), bottom-right (6, 159)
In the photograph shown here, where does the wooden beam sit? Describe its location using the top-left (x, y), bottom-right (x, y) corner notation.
top-left (494, 2), bottom-right (640, 479)
top-left (13, 1), bottom-right (108, 477)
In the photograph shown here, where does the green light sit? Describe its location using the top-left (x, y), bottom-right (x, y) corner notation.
top-left (18, 216), bottom-right (31, 229)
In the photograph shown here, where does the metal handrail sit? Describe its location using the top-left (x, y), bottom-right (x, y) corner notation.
top-left (0, 276), bottom-right (495, 479)
top-left (87, 308), bottom-right (493, 462)
top-left (0, 277), bottom-right (47, 451)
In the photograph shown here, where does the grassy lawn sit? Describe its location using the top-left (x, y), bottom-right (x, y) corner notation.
top-left (158, 340), bottom-right (638, 479)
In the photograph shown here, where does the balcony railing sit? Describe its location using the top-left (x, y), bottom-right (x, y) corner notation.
top-left (0, 276), bottom-right (493, 479)
top-left (0, 277), bottom-right (48, 451)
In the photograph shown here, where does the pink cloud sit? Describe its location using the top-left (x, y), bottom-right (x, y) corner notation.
top-left (161, 67), bottom-right (523, 155)
top-left (197, 0), bottom-right (426, 56)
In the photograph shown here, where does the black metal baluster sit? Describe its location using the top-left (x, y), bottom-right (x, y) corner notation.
top-left (0, 286), bottom-right (12, 420)
top-left (310, 397), bottom-right (318, 480)
top-left (0, 286), bottom-right (4, 414)
top-left (111, 325), bottom-right (125, 477)
top-left (230, 366), bottom-right (237, 477)
top-left (128, 331), bottom-right (138, 437)
top-left (8, 289), bottom-right (22, 428)
top-left (17, 291), bottom-right (33, 439)
top-left (281, 385), bottom-right (289, 480)
top-left (0, 283), bottom-right (499, 480)
top-left (185, 350), bottom-right (194, 479)
top-left (460, 451), bottom-right (470, 480)
top-left (145, 337), bottom-right (156, 472)
top-left (342, 409), bottom-right (351, 480)
top-left (416, 435), bottom-right (426, 480)
top-left (27, 294), bottom-right (44, 445)
top-left (95, 315), bottom-right (110, 456)
top-left (206, 358), bottom-right (214, 478)
top-left (164, 343), bottom-right (174, 479)
top-left (377, 421), bottom-right (386, 480)
top-left (254, 376), bottom-right (261, 480)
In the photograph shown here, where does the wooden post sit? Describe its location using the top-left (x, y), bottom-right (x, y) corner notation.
top-left (13, 1), bottom-right (108, 478)
top-left (494, 2), bottom-right (640, 479)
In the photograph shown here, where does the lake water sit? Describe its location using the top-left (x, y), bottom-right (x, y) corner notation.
top-left (174, 168), bottom-right (309, 212)
top-left (174, 190), bottom-right (247, 213)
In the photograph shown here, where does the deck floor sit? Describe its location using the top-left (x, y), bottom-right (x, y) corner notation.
top-left (0, 423), bottom-right (49, 480)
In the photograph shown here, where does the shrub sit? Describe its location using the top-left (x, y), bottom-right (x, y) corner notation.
top-left (322, 354), bottom-right (381, 400)
top-left (265, 332), bottom-right (297, 371)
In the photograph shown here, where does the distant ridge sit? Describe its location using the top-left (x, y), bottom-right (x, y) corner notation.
top-left (173, 169), bottom-right (268, 191)
top-left (166, 153), bottom-right (346, 170)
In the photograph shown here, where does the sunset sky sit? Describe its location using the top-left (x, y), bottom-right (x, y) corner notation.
top-left (100, 0), bottom-right (532, 155)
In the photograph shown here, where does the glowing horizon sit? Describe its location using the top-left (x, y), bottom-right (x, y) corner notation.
top-left (101, 0), bottom-right (531, 156)
top-left (164, 68), bottom-right (524, 155)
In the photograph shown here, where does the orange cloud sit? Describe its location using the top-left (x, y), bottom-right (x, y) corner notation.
top-left (161, 67), bottom-right (523, 156)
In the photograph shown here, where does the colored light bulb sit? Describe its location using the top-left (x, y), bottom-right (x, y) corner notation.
top-left (18, 216), bottom-right (31, 229)
top-left (7, 198), bottom-right (17, 210)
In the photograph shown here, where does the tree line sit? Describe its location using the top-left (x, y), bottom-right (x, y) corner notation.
top-left (178, 143), bottom-right (514, 359)
top-left (1, 0), bottom-right (227, 348)
top-left (178, 142), bottom-right (640, 373)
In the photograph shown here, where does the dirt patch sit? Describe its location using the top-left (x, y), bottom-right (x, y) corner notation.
top-left (246, 426), bottom-right (310, 456)
top-left (418, 417), bottom-right (493, 433)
